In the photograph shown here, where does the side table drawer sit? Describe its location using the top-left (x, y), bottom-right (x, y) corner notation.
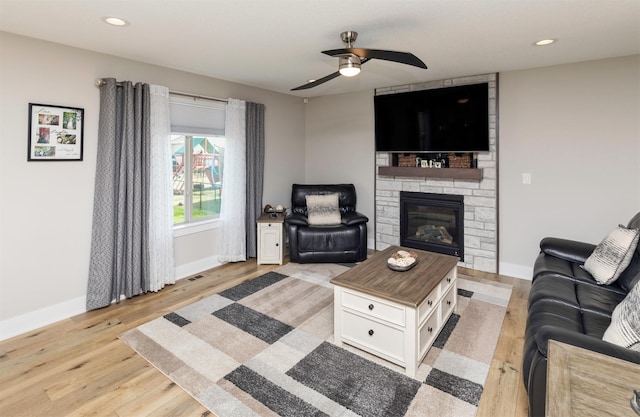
top-left (342, 290), bottom-right (405, 327)
top-left (342, 311), bottom-right (404, 362)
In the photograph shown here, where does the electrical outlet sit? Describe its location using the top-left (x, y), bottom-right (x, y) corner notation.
top-left (522, 173), bottom-right (532, 185)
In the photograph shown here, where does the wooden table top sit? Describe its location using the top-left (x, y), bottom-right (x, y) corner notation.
top-left (547, 340), bottom-right (640, 417)
top-left (256, 212), bottom-right (286, 223)
top-left (330, 246), bottom-right (459, 307)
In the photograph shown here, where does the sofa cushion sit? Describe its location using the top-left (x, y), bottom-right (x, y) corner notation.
top-left (305, 193), bottom-right (341, 225)
top-left (583, 225), bottom-right (639, 285)
top-left (528, 275), bottom-right (626, 316)
top-left (603, 283), bottom-right (640, 351)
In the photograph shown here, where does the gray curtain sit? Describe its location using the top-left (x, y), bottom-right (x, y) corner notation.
top-left (245, 102), bottom-right (265, 258)
top-left (86, 79), bottom-right (151, 310)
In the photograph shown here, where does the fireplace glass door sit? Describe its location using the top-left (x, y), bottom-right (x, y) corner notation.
top-left (400, 192), bottom-right (464, 260)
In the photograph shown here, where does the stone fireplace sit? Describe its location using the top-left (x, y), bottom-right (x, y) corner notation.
top-left (375, 73), bottom-right (498, 273)
top-left (400, 192), bottom-right (464, 259)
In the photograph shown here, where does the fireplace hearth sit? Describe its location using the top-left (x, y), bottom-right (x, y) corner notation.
top-left (400, 192), bottom-right (464, 260)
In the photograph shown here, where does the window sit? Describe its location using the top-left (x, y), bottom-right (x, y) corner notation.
top-left (169, 94), bottom-right (226, 227)
top-left (172, 135), bottom-right (224, 225)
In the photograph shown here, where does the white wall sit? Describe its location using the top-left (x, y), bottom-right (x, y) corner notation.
top-left (0, 32), bottom-right (305, 338)
top-left (498, 55), bottom-right (640, 277)
top-left (303, 91), bottom-right (376, 247)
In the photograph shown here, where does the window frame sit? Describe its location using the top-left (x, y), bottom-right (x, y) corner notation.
top-left (169, 94), bottom-right (226, 236)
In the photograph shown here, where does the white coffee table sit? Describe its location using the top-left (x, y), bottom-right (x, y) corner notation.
top-left (330, 246), bottom-right (459, 377)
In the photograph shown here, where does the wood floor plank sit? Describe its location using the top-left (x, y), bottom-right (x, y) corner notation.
top-left (0, 258), bottom-right (530, 417)
top-left (477, 359), bottom-right (522, 417)
top-left (66, 366), bottom-right (159, 417)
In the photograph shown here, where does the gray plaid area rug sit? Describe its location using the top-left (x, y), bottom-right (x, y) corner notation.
top-left (120, 262), bottom-right (512, 417)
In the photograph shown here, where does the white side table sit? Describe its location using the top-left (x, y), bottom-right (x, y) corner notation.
top-left (257, 212), bottom-right (285, 265)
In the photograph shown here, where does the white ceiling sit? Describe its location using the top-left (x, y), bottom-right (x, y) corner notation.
top-left (1, 0), bottom-right (639, 97)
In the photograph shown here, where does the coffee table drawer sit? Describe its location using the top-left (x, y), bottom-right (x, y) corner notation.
top-left (342, 290), bottom-right (405, 327)
top-left (418, 286), bottom-right (439, 323)
top-left (419, 309), bottom-right (440, 356)
top-left (342, 311), bottom-right (404, 362)
top-left (441, 284), bottom-right (456, 321)
top-left (440, 269), bottom-right (456, 293)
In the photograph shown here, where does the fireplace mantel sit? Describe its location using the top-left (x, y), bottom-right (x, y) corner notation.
top-left (378, 166), bottom-right (483, 181)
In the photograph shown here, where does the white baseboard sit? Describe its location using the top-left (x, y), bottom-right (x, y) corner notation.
top-left (0, 295), bottom-right (86, 341)
top-left (174, 255), bottom-right (222, 280)
top-left (0, 256), bottom-right (223, 341)
top-left (499, 262), bottom-right (533, 280)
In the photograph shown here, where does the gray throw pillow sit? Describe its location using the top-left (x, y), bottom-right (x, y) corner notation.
top-left (306, 193), bottom-right (341, 226)
top-left (583, 225), bottom-right (640, 285)
top-left (603, 282), bottom-right (640, 351)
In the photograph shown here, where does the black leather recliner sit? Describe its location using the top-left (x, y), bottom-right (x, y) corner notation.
top-left (523, 212), bottom-right (640, 417)
top-left (285, 184), bottom-right (369, 263)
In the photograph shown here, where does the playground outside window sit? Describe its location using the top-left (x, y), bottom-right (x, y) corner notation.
top-left (171, 135), bottom-right (224, 225)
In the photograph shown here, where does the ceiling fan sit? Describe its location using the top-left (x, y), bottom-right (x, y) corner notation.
top-left (291, 31), bottom-right (427, 91)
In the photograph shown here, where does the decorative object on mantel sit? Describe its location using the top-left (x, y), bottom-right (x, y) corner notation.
top-left (397, 153), bottom-right (417, 167)
top-left (28, 103), bottom-right (84, 161)
top-left (447, 153), bottom-right (471, 168)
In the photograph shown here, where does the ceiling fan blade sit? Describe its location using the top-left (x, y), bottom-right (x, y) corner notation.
top-left (291, 58), bottom-right (371, 91)
top-left (291, 71), bottom-right (341, 91)
top-left (323, 48), bottom-right (427, 69)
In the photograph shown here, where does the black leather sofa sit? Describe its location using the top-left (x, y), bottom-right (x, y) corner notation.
top-left (285, 184), bottom-right (368, 263)
top-left (523, 212), bottom-right (640, 417)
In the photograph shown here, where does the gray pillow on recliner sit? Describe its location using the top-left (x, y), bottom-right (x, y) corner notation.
top-left (306, 193), bottom-right (341, 226)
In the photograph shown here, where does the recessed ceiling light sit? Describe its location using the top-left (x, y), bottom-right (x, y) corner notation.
top-left (534, 39), bottom-right (557, 46)
top-left (103, 17), bottom-right (129, 27)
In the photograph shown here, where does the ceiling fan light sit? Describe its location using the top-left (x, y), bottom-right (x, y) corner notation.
top-left (339, 56), bottom-right (361, 77)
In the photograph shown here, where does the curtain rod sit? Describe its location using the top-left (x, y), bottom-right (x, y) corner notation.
top-left (94, 78), bottom-right (228, 104)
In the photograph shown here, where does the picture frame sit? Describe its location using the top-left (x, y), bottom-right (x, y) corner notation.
top-left (28, 103), bottom-right (84, 161)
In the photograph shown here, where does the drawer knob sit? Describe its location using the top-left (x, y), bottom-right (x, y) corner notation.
top-left (275, 243), bottom-right (279, 247)
top-left (447, 300), bottom-right (452, 305)
top-left (427, 300), bottom-right (433, 306)
top-left (368, 304), bottom-right (374, 310)
top-left (368, 329), bottom-right (374, 336)
top-left (268, 224), bottom-right (272, 227)
top-left (447, 278), bottom-right (451, 283)
top-left (428, 327), bottom-right (433, 333)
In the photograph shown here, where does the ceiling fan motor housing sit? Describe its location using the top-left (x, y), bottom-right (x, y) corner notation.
top-left (339, 55), bottom-right (361, 76)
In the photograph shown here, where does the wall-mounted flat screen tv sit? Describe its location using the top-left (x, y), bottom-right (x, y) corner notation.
top-left (375, 83), bottom-right (489, 153)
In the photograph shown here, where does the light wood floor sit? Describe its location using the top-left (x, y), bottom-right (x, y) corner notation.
top-left (0, 258), bottom-right (531, 417)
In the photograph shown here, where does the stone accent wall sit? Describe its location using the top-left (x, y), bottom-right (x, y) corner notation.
top-left (375, 74), bottom-right (498, 273)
